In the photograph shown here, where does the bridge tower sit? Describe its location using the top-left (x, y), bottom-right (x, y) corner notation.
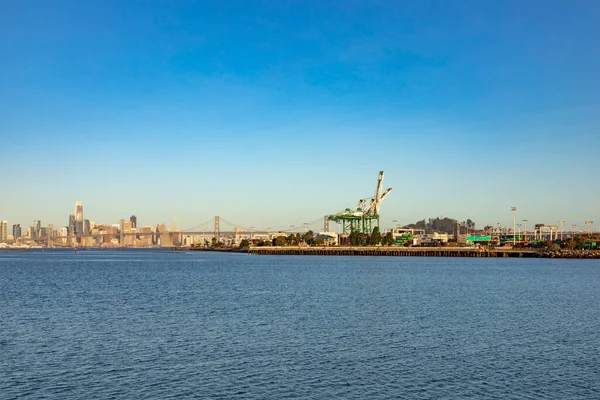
top-left (214, 216), bottom-right (220, 241)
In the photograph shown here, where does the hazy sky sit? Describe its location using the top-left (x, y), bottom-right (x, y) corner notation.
top-left (1, 0), bottom-right (599, 232)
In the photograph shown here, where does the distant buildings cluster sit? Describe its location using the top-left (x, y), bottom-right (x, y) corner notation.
top-left (0, 201), bottom-right (184, 248)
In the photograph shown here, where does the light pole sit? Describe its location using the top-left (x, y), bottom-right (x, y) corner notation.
top-left (585, 221), bottom-right (593, 236)
top-left (517, 223), bottom-right (521, 240)
top-left (572, 224), bottom-right (576, 238)
top-left (249, 226), bottom-right (254, 242)
top-left (523, 219), bottom-right (528, 242)
top-left (497, 222), bottom-right (500, 244)
top-left (511, 207), bottom-right (517, 245)
top-left (558, 221), bottom-right (564, 240)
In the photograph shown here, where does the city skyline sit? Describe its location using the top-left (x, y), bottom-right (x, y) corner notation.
top-left (0, 198), bottom-right (596, 236)
top-left (1, 1), bottom-right (599, 228)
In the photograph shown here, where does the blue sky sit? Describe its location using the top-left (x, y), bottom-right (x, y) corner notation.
top-left (1, 0), bottom-right (599, 232)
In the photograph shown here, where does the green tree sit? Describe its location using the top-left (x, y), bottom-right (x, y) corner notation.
top-left (349, 230), bottom-right (366, 246)
top-left (315, 237), bottom-right (325, 246)
top-left (239, 239), bottom-right (250, 248)
top-left (286, 233), bottom-right (300, 246)
top-left (302, 230), bottom-right (315, 245)
top-left (263, 239), bottom-right (272, 247)
top-left (382, 231), bottom-right (394, 246)
top-left (467, 219), bottom-right (476, 230)
top-left (275, 236), bottom-right (287, 246)
top-left (368, 226), bottom-right (382, 246)
top-left (540, 240), bottom-right (559, 250)
top-left (573, 236), bottom-right (586, 249)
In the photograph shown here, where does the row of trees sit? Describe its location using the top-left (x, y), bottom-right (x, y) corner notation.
top-left (347, 227), bottom-right (394, 246)
top-left (240, 230), bottom-right (327, 248)
top-left (539, 236), bottom-right (592, 251)
top-left (239, 227), bottom-right (397, 248)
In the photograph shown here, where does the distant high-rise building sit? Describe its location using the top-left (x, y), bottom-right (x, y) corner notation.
top-left (160, 231), bottom-right (172, 247)
top-left (75, 201), bottom-right (83, 222)
top-left (32, 220), bottom-right (41, 239)
top-left (83, 220), bottom-right (91, 235)
top-left (12, 224), bottom-right (21, 239)
top-left (0, 221), bottom-right (8, 241)
top-left (120, 219), bottom-right (134, 246)
top-left (130, 215), bottom-right (137, 229)
top-left (120, 219), bottom-right (132, 232)
top-left (74, 201), bottom-right (84, 236)
top-left (68, 215), bottom-right (76, 236)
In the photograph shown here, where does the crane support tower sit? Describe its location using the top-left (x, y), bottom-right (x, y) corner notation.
top-left (328, 171), bottom-right (392, 234)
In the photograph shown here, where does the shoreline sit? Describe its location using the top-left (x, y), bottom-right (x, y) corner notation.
top-left (245, 246), bottom-right (600, 259)
top-left (4, 246), bottom-right (598, 259)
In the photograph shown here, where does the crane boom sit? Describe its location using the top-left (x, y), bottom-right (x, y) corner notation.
top-left (374, 171), bottom-right (384, 203)
top-left (364, 171), bottom-right (392, 216)
top-left (374, 187), bottom-right (392, 215)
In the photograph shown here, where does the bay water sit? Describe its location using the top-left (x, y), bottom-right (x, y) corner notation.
top-left (1, 250), bottom-right (599, 399)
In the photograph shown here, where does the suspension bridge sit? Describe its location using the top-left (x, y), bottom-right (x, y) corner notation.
top-left (179, 215), bottom-right (330, 237)
top-left (29, 215), bottom-right (332, 247)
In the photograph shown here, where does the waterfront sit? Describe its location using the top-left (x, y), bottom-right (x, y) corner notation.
top-left (1, 251), bottom-right (599, 399)
top-left (246, 246), bottom-right (600, 258)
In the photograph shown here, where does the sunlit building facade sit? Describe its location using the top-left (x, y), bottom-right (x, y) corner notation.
top-left (0, 221), bottom-right (8, 241)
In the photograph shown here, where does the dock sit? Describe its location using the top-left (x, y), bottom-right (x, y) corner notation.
top-left (249, 246), bottom-right (539, 258)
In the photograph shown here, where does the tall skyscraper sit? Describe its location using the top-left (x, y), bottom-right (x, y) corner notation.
top-left (75, 201), bottom-right (83, 221)
top-left (69, 215), bottom-right (76, 236)
top-left (130, 215), bottom-right (137, 229)
top-left (12, 224), bottom-right (21, 239)
top-left (32, 220), bottom-right (41, 239)
top-left (0, 221), bottom-right (8, 241)
top-left (83, 220), bottom-right (91, 235)
top-left (74, 201), bottom-right (84, 236)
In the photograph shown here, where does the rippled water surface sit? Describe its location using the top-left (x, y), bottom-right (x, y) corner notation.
top-left (1, 250), bottom-right (599, 399)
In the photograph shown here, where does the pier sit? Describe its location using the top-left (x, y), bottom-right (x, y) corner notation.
top-left (249, 246), bottom-right (539, 258)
